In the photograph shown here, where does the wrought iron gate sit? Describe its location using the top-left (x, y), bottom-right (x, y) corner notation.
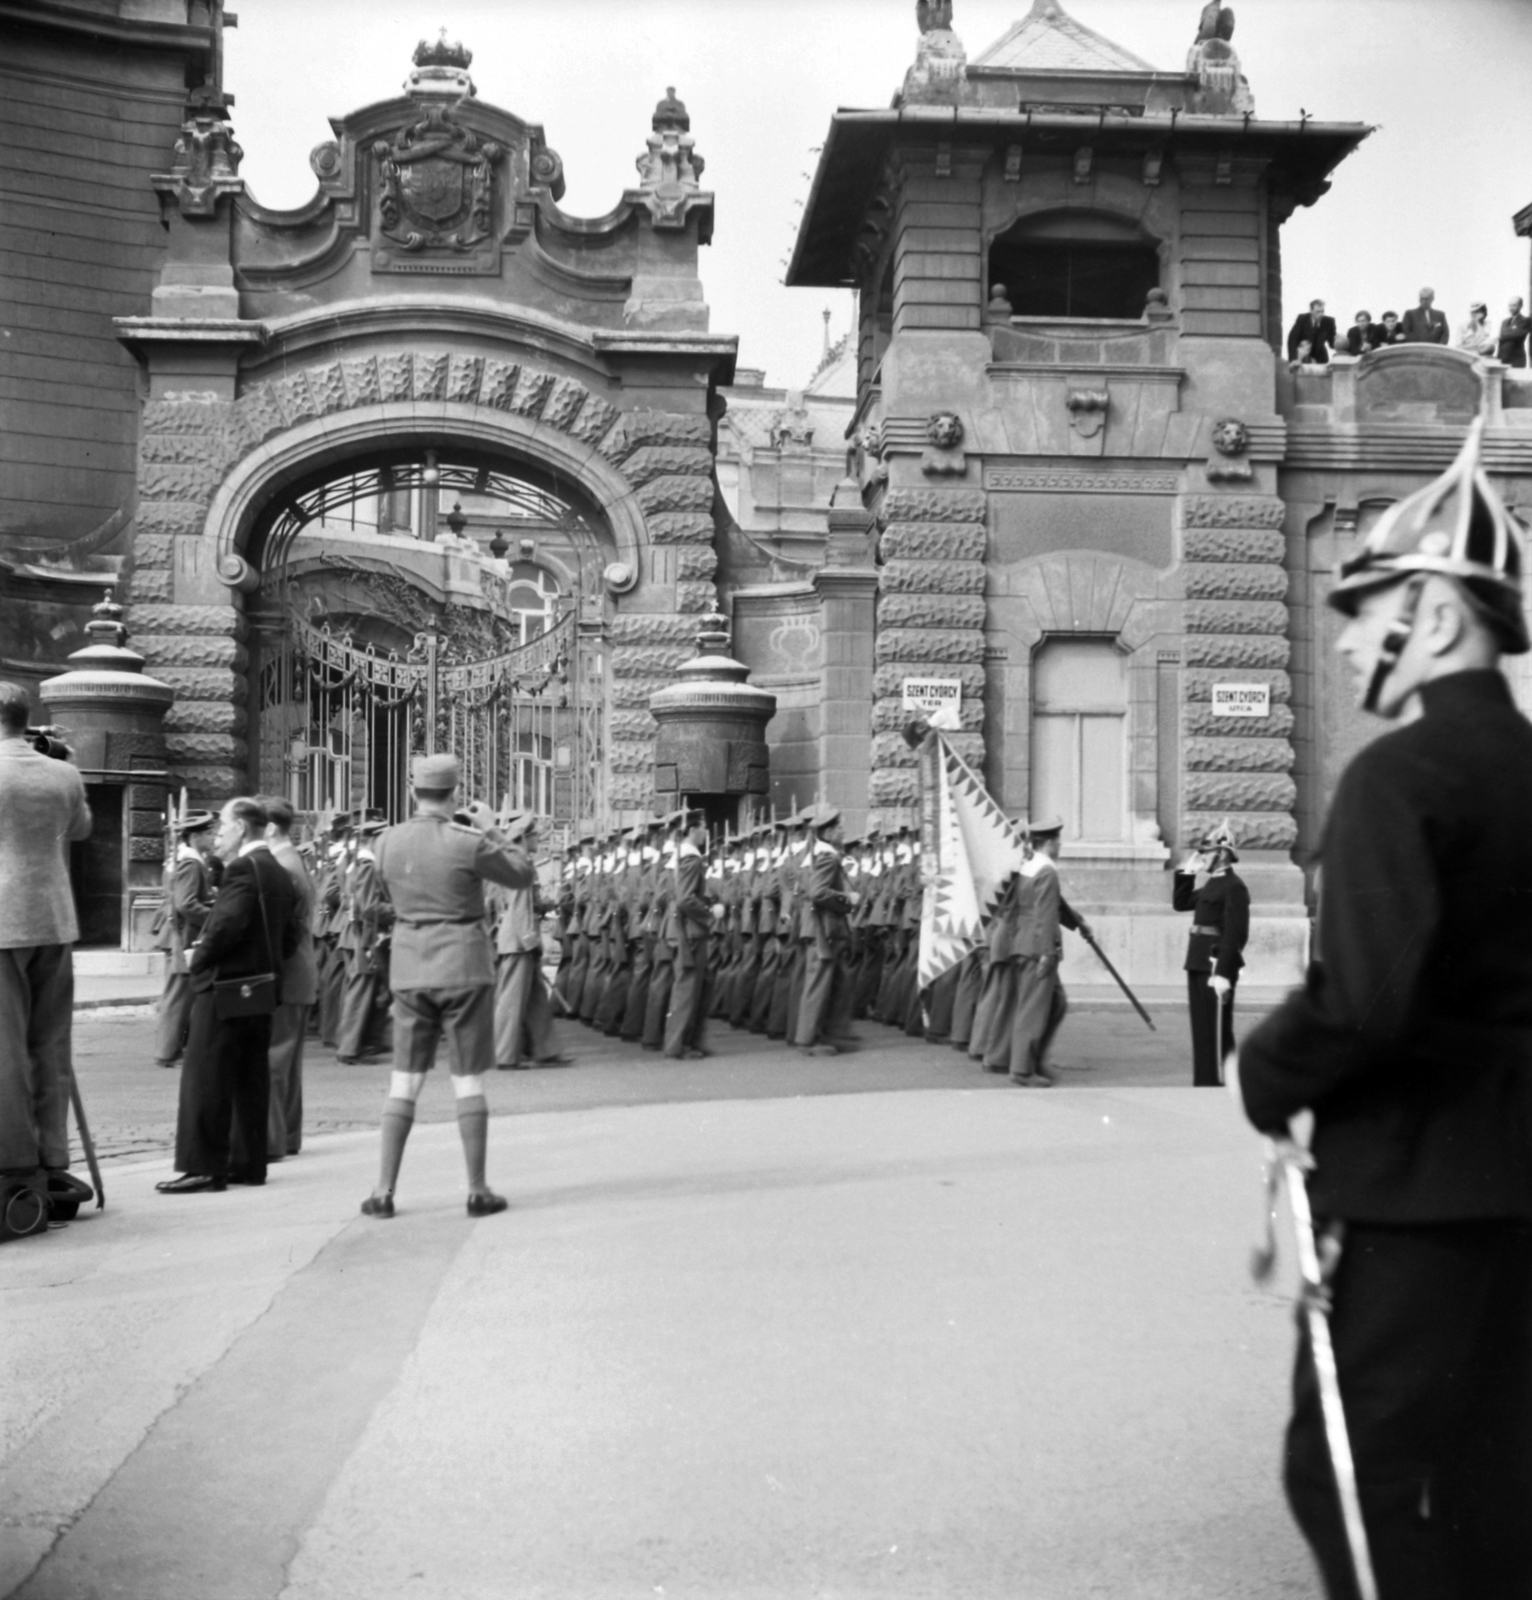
top-left (255, 606), bottom-right (605, 835)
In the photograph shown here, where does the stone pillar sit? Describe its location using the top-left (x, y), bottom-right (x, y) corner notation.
top-left (869, 487), bottom-right (988, 828)
top-left (814, 568), bottom-right (877, 835)
top-left (1179, 494), bottom-right (1296, 852)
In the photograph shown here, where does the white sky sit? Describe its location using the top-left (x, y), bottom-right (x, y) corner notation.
top-left (227, 0), bottom-right (1532, 387)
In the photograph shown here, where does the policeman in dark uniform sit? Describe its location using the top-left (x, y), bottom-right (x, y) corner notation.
top-left (1172, 819), bottom-right (1250, 1087)
top-left (1236, 422), bottom-right (1532, 1598)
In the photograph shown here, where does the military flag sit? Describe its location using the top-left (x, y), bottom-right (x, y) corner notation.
top-left (913, 721), bottom-right (1026, 988)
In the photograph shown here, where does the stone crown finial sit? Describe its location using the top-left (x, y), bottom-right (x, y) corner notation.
top-left (414, 29), bottom-right (472, 69)
top-left (652, 86), bottom-right (690, 134)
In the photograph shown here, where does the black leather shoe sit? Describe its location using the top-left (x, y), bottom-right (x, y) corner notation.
top-left (466, 1190), bottom-right (508, 1218)
top-left (360, 1194), bottom-right (395, 1219)
top-left (156, 1173), bottom-right (227, 1194)
top-left (533, 1054), bottom-right (573, 1068)
top-left (228, 1171), bottom-right (266, 1186)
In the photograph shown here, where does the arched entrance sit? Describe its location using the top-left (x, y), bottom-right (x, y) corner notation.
top-left (248, 447), bottom-right (612, 831)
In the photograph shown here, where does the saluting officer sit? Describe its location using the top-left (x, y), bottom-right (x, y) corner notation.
top-left (152, 810), bottom-right (215, 1069)
top-left (362, 754), bottom-right (535, 1219)
top-left (1237, 424), bottom-right (1532, 1597)
top-left (1173, 819), bottom-right (1250, 1087)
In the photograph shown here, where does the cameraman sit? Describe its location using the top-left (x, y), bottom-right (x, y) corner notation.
top-left (0, 681), bottom-right (94, 1203)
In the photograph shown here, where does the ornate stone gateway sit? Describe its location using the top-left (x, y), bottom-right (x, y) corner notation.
top-left (116, 38), bottom-right (735, 850)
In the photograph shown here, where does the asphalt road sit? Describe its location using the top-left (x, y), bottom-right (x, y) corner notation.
top-left (4, 999), bottom-right (1319, 1600)
top-left (68, 993), bottom-right (1271, 1167)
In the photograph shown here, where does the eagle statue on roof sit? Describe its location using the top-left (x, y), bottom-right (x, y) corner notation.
top-left (1196, 1), bottom-right (1236, 42)
top-left (916, 0), bottom-right (955, 33)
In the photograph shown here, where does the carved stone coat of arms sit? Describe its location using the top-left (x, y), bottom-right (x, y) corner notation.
top-left (373, 104), bottom-right (501, 270)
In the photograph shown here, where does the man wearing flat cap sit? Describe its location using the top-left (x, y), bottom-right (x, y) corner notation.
top-left (360, 753), bottom-right (536, 1219)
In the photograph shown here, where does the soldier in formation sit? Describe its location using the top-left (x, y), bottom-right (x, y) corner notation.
top-left (152, 809), bottom-right (215, 1069)
top-left (335, 811), bottom-right (392, 1064)
top-left (488, 808), bottom-right (567, 1071)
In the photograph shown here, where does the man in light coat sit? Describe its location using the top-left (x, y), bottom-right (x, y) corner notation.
top-left (362, 754), bottom-right (535, 1219)
top-left (0, 682), bottom-right (93, 1197)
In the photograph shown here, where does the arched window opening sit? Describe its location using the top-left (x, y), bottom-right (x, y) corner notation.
top-left (990, 212), bottom-right (1160, 321)
top-left (1031, 637), bottom-right (1128, 843)
top-left (507, 560), bottom-right (562, 645)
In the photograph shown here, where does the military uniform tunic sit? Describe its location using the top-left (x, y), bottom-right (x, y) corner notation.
top-left (374, 814), bottom-right (533, 1077)
top-left (1241, 671), bottom-right (1532, 1598)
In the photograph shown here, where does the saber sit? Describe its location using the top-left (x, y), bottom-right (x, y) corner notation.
top-left (68, 1065), bottom-right (105, 1211)
top-left (1077, 925), bottom-right (1155, 1031)
top-left (1253, 1147), bottom-right (1378, 1600)
top-left (1215, 980), bottom-right (1226, 1084)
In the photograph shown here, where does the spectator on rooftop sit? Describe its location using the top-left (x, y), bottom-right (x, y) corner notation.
top-left (1379, 311), bottom-right (1406, 346)
top-left (1457, 301), bottom-right (1497, 358)
top-left (1400, 288), bottom-right (1449, 345)
top-left (1343, 310), bottom-right (1384, 355)
top-left (1286, 298), bottom-right (1337, 366)
top-left (1497, 297), bottom-right (1530, 367)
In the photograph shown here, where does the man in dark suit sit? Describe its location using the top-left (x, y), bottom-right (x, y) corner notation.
top-left (157, 797), bottom-right (298, 1194)
top-left (1399, 286), bottom-right (1449, 344)
top-left (258, 796), bottom-right (316, 1160)
top-left (1286, 298), bottom-right (1337, 364)
top-left (1497, 295), bottom-right (1530, 367)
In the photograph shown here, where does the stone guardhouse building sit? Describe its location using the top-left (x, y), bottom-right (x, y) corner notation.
top-left (779, 0), bottom-right (1532, 986)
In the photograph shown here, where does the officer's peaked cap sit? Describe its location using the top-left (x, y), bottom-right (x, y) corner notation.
top-left (1027, 814), bottom-right (1065, 838)
top-left (807, 802), bottom-right (841, 831)
top-left (411, 752), bottom-right (460, 790)
top-left (1328, 419), bottom-right (1529, 652)
top-left (171, 809), bottom-right (216, 833)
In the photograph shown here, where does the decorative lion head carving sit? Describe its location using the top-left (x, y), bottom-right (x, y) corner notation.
top-left (1212, 419), bottom-right (1250, 457)
top-left (926, 411), bottom-right (965, 450)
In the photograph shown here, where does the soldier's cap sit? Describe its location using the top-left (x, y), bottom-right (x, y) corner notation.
top-left (411, 752), bottom-right (460, 791)
top-left (661, 806), bottom-right (702, 828)
top-left (170, 809), bottom-right (216, 834)
top-left (578, 831), bottom-right (597, 845)
top-left (502, 810), bottom-right (535, 841)
top-left (1026, 814), bottom-right (1064, 839)
top-left (806, 802), bottom-right (841, 832)
top-left (1328, 419), bottom-right (1529, 652)
top-left (328, 816), bottom-right (351, 838)
top-left (350, 806), bottom-right (386, 825)
top-left (642, 813), bottom-right (669, 832)
top-left (624, 822), bottom-right (649, 843)
top-left (356, 818), bottom-right (387, 837)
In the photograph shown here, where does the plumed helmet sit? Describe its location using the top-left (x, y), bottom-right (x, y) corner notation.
top-left (1328, 419), bottom-right (1529, 653)
top-left (1201, 817), bottom-right (1239, 862)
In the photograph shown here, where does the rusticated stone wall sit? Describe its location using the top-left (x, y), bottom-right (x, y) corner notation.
top-left (869, 487), bottom-right (988, 825)
top-left (1180, 495), bottom-right (1297, 851)
top-left (127, 350), bottom-right (721, 812)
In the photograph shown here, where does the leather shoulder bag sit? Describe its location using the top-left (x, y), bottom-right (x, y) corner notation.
top-left (213, 857), bottom-right (280, 1020)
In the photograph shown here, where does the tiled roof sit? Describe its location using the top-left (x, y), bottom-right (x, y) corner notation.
top-left (971, 0), bottom-right (1158, 75)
